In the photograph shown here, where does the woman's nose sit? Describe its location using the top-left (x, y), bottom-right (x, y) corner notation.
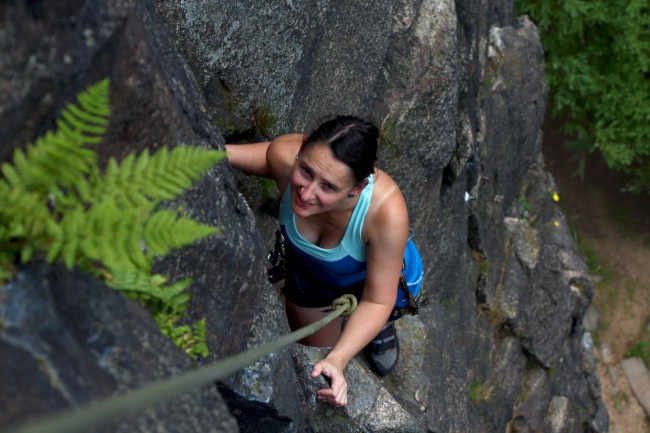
top-left (301, 181), bottom-right (317, 200)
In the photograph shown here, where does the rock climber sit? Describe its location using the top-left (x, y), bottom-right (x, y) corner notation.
top-left (226, 115), bottom-right (424, 407)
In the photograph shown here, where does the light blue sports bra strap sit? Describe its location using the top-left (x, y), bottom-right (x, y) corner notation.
top-left (345, 174), bottom-right (374, 245)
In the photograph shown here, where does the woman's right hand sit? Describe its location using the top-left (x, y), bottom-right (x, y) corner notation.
top-left (311, 357), bottom-right (348, 407)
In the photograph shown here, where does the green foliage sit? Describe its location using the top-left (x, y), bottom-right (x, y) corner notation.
top-left (155, 313), bottom-right (209, 360)
top-left (214, 81), bottom-right (279, 143)
top-left (254, 176), bottom-right (279, 201)
top-left (572, 230), bottom-right (605, 275)
top-left (379, 115), bottom-right (397, 149)
top-left (627, 339), bottom-right (650, 367)
top-left (518, 0), bottom-right (650, 193)
top-left (0, 79), bottom-right (226, 358)
top-left (469, 379), bottom-right (493, 402)
top-left (251, 105), bottom-right (278, 139)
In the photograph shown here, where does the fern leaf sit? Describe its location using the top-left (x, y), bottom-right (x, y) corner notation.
top-left (0, 78), bottom-right (217, 360)
top-left (45, 218), bottom-right (64, 263)
top-left (59, 206), bottom-right (84, 269)
top-left (61, 104), bottom-right (108, 135)
top-left (2, 81), bottom-right (110, 197)
top-left (90, 199), bottom-right (124, 269)
top-left (134, 148), bottom-right (150, 174)
top-left (105, 269), bottom-right (153, 292)
top-left (94, 155), bottom-right (146, 209)
top-left (168, 292), bottom-right (191, 312)
top-left (1, 187), bottom-right (52, 241)
top-left (81, 197), bottom-right (152, 272)
top-left (1, 163), bottom-right (21, 187)
top-left (105, 269), bottom-right (192, 311)
top-left (91, 146), bottom-right (226, 206)
top-left (116, 212), bottom-right (150, 270)
top-left (157, 276), bottom-right (193, 306)
top-left (144, 210), bottom-right (219, 256)
top-left (56, 78), bottom-right (110, 142)
top-left (76, 79), bottom-right (111, 117)
top-left (74, 175), bottom-right (94, 203)
top-left (142, 146), bottom-right (225, 200)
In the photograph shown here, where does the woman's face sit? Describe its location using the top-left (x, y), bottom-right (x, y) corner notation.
top-left (290, 142), bottom-right (358, 218)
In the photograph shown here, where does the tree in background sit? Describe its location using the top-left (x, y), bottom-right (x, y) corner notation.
top-left (517, 0), bottom-right (649, 193)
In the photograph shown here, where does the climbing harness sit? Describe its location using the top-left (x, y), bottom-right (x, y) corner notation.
top-left (6, 295), bottom-right (358, 433)
top-left (268, 229), bottom-right (428, 319)
top-left (390, 260), bottom-right (428, 319)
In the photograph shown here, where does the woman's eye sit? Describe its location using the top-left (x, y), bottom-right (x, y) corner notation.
top-left (324, 183), bottom-right (336, 191)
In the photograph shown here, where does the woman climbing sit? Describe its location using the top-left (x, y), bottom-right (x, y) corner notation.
top-left (225, 116), bottom-right (424, 407)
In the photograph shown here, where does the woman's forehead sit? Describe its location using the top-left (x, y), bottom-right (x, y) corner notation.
top-left (300, 143), bottom-right (354, 184)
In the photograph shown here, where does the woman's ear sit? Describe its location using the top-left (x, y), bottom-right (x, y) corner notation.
top-left (351, 178), bottom-right (369, 195)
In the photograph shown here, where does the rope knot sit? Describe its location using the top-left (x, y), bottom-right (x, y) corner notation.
top-left (331, 294), bottom-right (358, 317)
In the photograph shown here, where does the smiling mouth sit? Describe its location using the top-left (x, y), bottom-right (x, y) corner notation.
top-left (295, 192), bottom-right (314, 207)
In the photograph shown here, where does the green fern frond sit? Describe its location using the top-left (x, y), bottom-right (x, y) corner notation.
top-left (0, 187), bottom-right (53, 241)
top-left (56, 205), bottom-right (86, 269)
top-left (187, 318), bottom-right (209, 359)
top-left (154, 313), bottom-right (209, 359)
top-left (47, 195), bottom-right (218, 279)
top-left (105, 270), bottom-right (192, 312)
top-left (1, 80), bottom-right (109, 196)
top-left (105, 269), bottom-right (161, 296)
top-left (144, 210), bottom-right (219, 256)
top-left (155, 276), bottom-right (193, 310)
top-left (93, 146), bottom-right (226, 207)
top-left (1, 78), bottom-right (218, 357)
top-left (56, 78), bottom-right (110, 143)
top-left (148, 146), bottom-right (225, 199)
top-left (81, 197), bottom-right (152, 272)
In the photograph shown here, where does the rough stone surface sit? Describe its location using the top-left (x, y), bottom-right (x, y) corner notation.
top-left (1, 0), bottom-right (608, 432)
top-left (583, 305), bottom-right (600, 333)
top-left (1, 0), bottom-right (299, 431)
top-left (292, 345), bottom-right (425, 432)
top-left (621, 357), bottom-right (650, 419)
top-left (546, 395), bottom-right (580, 433)
top-left (0, 263), bottom-right (238, 432)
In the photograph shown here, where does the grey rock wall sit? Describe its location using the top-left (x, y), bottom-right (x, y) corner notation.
top-left (1, 262), bottom-right (238, 432)
top-left (1, 0), bottom-right (607, 432)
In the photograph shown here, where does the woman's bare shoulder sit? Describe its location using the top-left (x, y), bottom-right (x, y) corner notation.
top-left (267, 133), bottom-right (305, 192)
top-left (372, 169), bottom-right (406, 208)
top-left (364, 169), bottom-right (409, 240)
top-left (267, 134), bottom-right (304, 164)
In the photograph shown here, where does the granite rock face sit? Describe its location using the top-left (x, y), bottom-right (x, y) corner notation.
top-left (1, 1), bottom-right (299, 431)
top-left (1, 0), bottom-right (607, 432)
top-left (0, 262), bottom-right (238, 433)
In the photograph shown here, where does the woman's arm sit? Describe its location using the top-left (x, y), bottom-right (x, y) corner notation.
top-left (311, 190), bottom-right (409, 406)
top-left (265, 133), bottom-right (305, 193)
top-left (225, 141), bottom-right (272, 178)
top-left (225, 133), bottom-right (305, 187)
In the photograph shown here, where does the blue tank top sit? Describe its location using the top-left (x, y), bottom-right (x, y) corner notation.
top-left (279, 176), bottom-right (373, 306)
top-left (279, 175), bottom-right (423, 309)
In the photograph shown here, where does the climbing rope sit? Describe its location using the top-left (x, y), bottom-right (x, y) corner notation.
top-left (331, 293), bottom-right (358, 317)
top-left (7, 295), bottom-right (358, 433)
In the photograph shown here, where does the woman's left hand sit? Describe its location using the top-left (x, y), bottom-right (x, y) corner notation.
top-left (311, 358), bottom-right (348, 407)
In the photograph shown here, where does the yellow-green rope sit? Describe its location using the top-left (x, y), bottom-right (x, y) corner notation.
top-left (7, 295), bottom-right (358, 433)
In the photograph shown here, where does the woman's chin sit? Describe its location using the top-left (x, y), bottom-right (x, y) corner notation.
top-left (293, 194), bottom-right (318, 216)
top-left (292, 203), bottom-right (316, 217)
